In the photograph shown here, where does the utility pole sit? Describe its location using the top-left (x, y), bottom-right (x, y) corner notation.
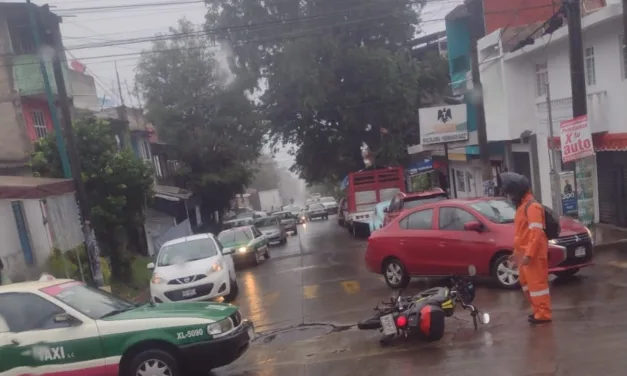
top-left (564, 0), bottom-right (587, 118)
top-left (41, 6), bottom-right (105, 287)
top-left (115, 62), bottom-right (131, 150)
top-left (26, 0), bottom-right (71, 179)
top-left (467, 0), bottom-right (493, 185)
top-left (624, 0), bottom-right (627, 60)
top-left (546, 84), bottom-right (562, 215)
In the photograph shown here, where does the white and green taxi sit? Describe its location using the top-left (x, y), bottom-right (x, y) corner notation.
top-left (0, 277), bottom-right (254, 376)
top-left (217, 225), bottom-right (270, 266)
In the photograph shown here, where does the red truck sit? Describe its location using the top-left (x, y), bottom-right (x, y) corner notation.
top-left (342, 167), bottom-right (405, 237)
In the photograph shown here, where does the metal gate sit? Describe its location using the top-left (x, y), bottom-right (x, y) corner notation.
top-left (597, 152), bottom-right (627, 226)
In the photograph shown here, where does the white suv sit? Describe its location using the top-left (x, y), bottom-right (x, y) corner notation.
top-left (149, 233), bottom-right (238, 303)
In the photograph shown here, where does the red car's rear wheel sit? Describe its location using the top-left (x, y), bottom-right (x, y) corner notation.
top-left (383, 258), bottom-right (410, 289)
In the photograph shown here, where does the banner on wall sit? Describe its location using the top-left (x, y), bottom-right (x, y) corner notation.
top-left (560, 115), bottom-right (595, 163)
top-left (558, 171), bottom-right (578, 216)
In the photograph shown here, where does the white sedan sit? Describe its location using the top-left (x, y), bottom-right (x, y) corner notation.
top-left (149, 233), bottom-right (239, 303)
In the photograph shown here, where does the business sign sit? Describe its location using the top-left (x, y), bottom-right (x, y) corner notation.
top-left (560, 115), bottom-right (595, 163)
top-left (406, 158), bottom-right (433, 176)
top-left (559, 171), bottom-right (578, 216)
top-left (419, 104), bottom-right (468, 145)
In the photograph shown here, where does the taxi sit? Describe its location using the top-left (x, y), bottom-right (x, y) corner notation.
top-left (0, 275), bottom-right (254, 376)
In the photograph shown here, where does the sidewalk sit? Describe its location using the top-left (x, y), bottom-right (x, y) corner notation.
top-left (591, 223), bottom-right (627, 251)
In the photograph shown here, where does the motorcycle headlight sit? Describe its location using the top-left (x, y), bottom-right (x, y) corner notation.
top-left (207, 318), bottom-right (234, 335)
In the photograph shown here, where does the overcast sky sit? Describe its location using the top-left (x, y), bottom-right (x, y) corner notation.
top-left (33, 0), bottom-right (458, 169)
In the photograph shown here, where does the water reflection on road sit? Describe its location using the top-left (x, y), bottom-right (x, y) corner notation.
top-left (214, 215), bottom-right (627, 375)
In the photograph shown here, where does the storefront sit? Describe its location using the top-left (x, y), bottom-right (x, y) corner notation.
top-left (405, 158), bottom-right (448, 193)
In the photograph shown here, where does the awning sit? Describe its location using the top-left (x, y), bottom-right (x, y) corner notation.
top-left (154, 185), bottom-right (192, 202)
top-left (0, 176), bottom-right (75, 200)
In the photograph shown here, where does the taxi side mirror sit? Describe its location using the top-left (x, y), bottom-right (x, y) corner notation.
top-left (147, 262), bottom-right (155, 270)
top-left (54, 313), bottom-right (81, 326)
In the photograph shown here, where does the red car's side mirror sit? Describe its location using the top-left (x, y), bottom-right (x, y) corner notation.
top-left (464, 221), bottom-right (483, 232)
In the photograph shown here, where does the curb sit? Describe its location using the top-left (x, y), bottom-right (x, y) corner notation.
top-left (594, 240), bottom-right (627, 252)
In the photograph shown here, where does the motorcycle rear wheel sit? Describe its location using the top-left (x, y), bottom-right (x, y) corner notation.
top-left (357, 317), bottom-right (382, 330)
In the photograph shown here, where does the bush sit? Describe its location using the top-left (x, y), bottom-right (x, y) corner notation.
top-left (47, 247), bottom-right (111, 286)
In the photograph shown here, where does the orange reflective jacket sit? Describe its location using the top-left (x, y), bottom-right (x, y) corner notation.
top-left (513, 193), bottom-right (548, 259)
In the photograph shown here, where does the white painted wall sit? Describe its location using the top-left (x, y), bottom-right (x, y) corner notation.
top-left (479, 4), bottom-right (622, 214)
top-left (451, 160), bottom-right (483, 198)
top-left (0, 195), bottom-right (83, 282)
top-left (0, 200), bottom-right (24, 281)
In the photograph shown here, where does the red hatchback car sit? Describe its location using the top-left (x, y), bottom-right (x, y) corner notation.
top-left (365, 198), bottom-right (594, 289)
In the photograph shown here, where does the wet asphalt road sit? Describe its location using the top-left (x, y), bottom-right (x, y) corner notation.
top-left (215, 215), bottom-right (627, 375)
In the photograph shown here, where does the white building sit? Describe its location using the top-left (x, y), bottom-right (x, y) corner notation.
top-left (478, 2), bottom-right (627, 226)
top-left (0, 176), bottom-right (84, 281)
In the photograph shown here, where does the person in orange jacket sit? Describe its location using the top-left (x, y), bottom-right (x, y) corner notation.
top-left (500, 172), bottom-right (552, 324)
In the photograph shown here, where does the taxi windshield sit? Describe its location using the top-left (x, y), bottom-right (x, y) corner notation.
top-left (41, 281), bottom-right (136, 320)
top-left (254, 217), bottom-right (278, 228)
top-left (218, 228), bottom-right (252, 244)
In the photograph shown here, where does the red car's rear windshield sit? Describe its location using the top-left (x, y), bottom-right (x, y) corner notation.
top-left (403, 195), bottom-right (447, 210)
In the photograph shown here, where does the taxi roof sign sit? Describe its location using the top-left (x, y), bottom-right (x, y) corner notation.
top-left (38, 273), bottom-right (56, 281)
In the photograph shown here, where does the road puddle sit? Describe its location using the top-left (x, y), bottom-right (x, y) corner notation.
top-left (254, 324), bottom-right (342, 346)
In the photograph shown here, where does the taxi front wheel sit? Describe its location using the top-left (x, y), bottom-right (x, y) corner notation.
top-left (127, 348), bottom-right (180, 376)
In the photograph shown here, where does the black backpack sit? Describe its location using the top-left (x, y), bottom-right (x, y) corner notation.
top-left (524, 200), bottom-right (561, 240)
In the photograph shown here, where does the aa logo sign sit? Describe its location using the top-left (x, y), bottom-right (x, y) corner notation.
top-left (560, 115), bottom-right (595, 163)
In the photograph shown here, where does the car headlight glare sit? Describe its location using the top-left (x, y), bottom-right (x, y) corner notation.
top-left (210, 262), bottom-right (223, 272)
top-left (548, 239), bottom-right (558, 245)
top-left (207, 318), bottom-right (234, 335)
top-left (238, 246), bottom-right (248, 253)
top-left (151, 274), bottom-right (164, 284)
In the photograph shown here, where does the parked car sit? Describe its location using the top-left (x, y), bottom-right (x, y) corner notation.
top-left (237, 210), bottom-right (266, 219)
top-left (365, 198), bottom-right (593, 289)
top-left (306, 198), bottom-right (319, 206)
top-left (254, 216), bottom-right (287, 245)
top-left (319, 196), bottom-right (339, 214)
top-left (217, 225), bottom-right (270, 266)
top-left (0, 276), bottom-right (254, 376)
top-left (222, 217), bottom-right (254, 230)
top-left (307, 203), bottom-right (328, 220)
top-left (383, 188), bottom-right (448, 226)
top-left (149, 233), bottom-right (239, 303)
top-left (273, 211), bottom-right (299, 233)
top-left (337, 198), bottom-right (347, 226)
top-left (284, 205), bottom-right (307, 224)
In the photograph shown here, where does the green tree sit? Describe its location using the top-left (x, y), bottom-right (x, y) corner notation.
top-left (30, 117), bottom-right (154, 282)
top-left (135, 19), bottom-right (265, 217)
top-left (206, 0), bottom-right (450, 184)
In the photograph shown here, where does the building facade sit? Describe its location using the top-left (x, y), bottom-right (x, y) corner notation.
top-left (0, 3), bottom-right (73, 175)
top-left (479, 1), bottom-right (627, 225)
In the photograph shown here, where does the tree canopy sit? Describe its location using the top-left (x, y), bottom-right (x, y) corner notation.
top-left (30, 117), bottom-right (153, 281)
top-left (135, 19), bottom-right (266, 214)
top-left (206, 0), bottom-right (450, 184)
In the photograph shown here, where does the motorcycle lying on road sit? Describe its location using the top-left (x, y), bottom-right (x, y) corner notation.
top-left (357, 265), bottom-right (490, 346)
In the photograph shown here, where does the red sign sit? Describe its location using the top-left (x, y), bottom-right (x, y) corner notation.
top-left (560, 115), bottom-right (595, 163)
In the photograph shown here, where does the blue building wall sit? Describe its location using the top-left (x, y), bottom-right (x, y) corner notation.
top-left (445, 17), bottom-right (477, 137)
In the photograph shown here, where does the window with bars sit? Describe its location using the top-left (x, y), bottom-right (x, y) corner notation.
top-left (31, 111), bottom-right (47, 139)
top-left (535, 62), bottom-right (548, 97)
top-left (585, 46), bottom-right (596, 86)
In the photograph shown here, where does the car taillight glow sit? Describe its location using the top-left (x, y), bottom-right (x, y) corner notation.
top-left (396, 315), bottom-right (407, 328)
